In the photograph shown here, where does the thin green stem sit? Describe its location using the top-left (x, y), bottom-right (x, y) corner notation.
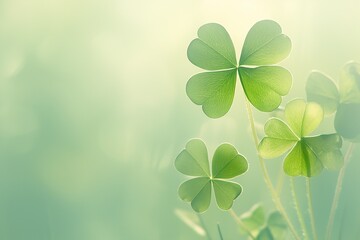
top-left (229, 209), bottom-right (256, 240)
top-left (198, 214), bottom-right (212, 240)
top-left (276, 169), bottom-right (285, 195)
top-left (325, 143), bottom-right (355, 240)
top-left (290, 177), bottom-right (309, 240)
top-left (306, 178), bottom-right (318, 240)
top-left (217, 223), bottom-right (224, 240)
top-left (244, 99), bottom-right (300, 240)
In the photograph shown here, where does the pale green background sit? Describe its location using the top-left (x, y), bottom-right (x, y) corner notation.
top-left (1, 0), bottom-right (360, 239)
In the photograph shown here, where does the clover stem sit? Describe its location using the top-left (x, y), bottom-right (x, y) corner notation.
top-left (276, 169), bottom-right (285, 194)
top-left (290, 177), bottom-right (309, 240)
top-left (228, 209), bottom-right (256, 240)
top-left (325, 142), bottom-right (355, 240)
top-left (244, 98), bottom-right (301, 240)
top-left (198, 214), bottom-right (213, 240)
top-left (217, 223), bottom-right (224, 240)
top-left (306, 178), bottom-right (318, 240)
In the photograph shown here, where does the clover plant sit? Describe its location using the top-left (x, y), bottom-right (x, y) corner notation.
top-left (186, 20), bottom-right (291, 118)
top-left (306, 62), bottom-right (360, 140)
top-left (258, 99), bottom-right (343, 177)
top-left (175, 139), bottom-right (248, 213)
top-left (175, 20), bottom-right (357, 240)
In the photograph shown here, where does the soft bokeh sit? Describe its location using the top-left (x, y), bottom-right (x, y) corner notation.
top-left (1, 0), bottom-right (360, 239)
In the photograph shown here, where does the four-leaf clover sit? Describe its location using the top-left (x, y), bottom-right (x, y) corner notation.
top-left (186, 20), bottom-right (292, 118)
top-left (258, 99), bottom-right (343, 177)
top-left (306, 61), bottom-right (360, 140)
top-left (175, 139), bottom-right (248, 213)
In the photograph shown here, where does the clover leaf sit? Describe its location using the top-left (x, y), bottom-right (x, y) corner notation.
top-left (239, 204), bottom-right (266, 236)
top-left (187, 20), bottom-right (292, 118)
top-left (238, 203), bottom-right (287, 240)
top-left (258, 99), bottom-right (343, 177)
top-left (175, 139), bottom-right (248, 213)
top-left (256, 212), bottom-right (288, 240)
top-left (306, 61), bottom-right (360, 140)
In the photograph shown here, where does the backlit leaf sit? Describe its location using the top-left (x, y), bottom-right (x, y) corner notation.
top-left (212, 180), bottom-right (242, 210)
top-left (186, 70), bottom-right (237, 118)
top-left (212, 143), bottom-right (248, 179)
top-left (259, 100), bottom-right (342, 177)
top-left (339, 61), bottom-right (360, 103)
top-left (285, 99), bottom-right (323, 137)
top-left (239, 66), bottom-right (292, 112)
top-left (334, 103), bottom-right (360, 140)
top-left (178, 177), bottom-right (211, 213)
top-left (283, 141), bottom-right (323, 177)
top-left (240, 20), bottom-right (291, 65)
top-left (187, 23), bottom-right (237, 70)
top-left (259, 118), bottom-right (298, 159)
top-left (306, 71), bottom-right (340, 115)
top-left (267, 211), bottom-right (287, 240)
top-left (175, 139), bottom-right (210, 177)
top-left (304, 134), bottom-right (343, 170)
top-left (240, 204), bottom-right (266, 234)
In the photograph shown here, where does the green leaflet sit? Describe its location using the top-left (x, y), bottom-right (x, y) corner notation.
top-left (238, 66), bottom-right (292, 112)
top-left (339, 61), bottom-right (360, 103)
top-left (284, 99), bottom-right (324, 137)
top-left (238, 204), bottom-right (287, 240)
top-left (186, 20), bottom-right (292, 118)
top-left (306, 71), bottom-right (340, 115)
top-left (259, 99), bottom-right (343, 177)
top-left (212, 143), bottom-right (248, 178)
top-left (212, 180), bottom-right (242, 210)
top-left (175, 139), bottom-right (248, 213)
top-left (178, 177), bottom-right (211, 213)
top-left (334, 103), bottom-right (360, 140)
top-left (175, 139), bottom-right (210, 177)
top-left (240, 204), bottom-right (266, 236)
top-left (187, 23), bottom-right (237, 70)
top-left (306, 61), bottom-right (360, 140)
top-left (186, 70), bottom-right (237, 118)
top-left (240, 20), bottom-right (291, 65)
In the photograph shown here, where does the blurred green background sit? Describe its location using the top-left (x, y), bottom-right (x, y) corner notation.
top-left (1, 0), bottom-right (360, 239)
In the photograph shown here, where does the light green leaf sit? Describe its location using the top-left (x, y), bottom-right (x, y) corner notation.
top-left (212, 180), bottom-right (242, 210)
top-left (212, 143), bottom-right (248, 179)
top-left (240, 20), bottom-right (291, 65)
top-left (283, 141), bottom-right (323, 177)
top-left (335, 102), bottom-right (360, 140)
top-left (267, 212), bottom-right (287, 240)
top-left (259, 118), bottom-right (298, 159)
top-left (175, 139), bottom-right (210, 177)
top-left (256, 228), bottom-right (273, 240)
top-left (339, 61), bottom-right (360, 103)
top-left (240, 204), bottom-right (266, 234)
top-left (285, 99), bottom-right (324, 137)
top-left (306, 71), bottom-right (340, 115)
top-left (187, 23), bottom-right (237, 70)
top-left (304, 134), bottom-right (343, 170)
top-left (239, 66), bottom-right (292, 111)
top-left (178, 177), bottom-right (211, 213)
top-left (186, 70), bottom-right (237, 118)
